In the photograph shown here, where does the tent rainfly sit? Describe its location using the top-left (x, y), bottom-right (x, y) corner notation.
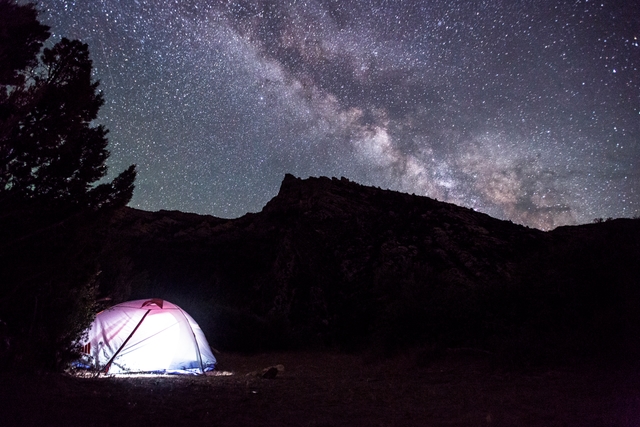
top-left (80, 299), bottom-right (216, 375)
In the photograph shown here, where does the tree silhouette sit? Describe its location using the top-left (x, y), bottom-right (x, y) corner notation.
top-left (0, 0), bottom-right (136, 370)
top-left (0, 0), bottom-right (50, 86)
top-left (1, 36), bottom-right (135, 208)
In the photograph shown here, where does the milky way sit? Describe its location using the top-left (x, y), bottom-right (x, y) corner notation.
top-left (37, 0), bottom-right (639, 229)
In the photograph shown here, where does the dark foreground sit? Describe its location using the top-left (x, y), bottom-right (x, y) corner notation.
top-left (1, 351), bottom-right (639, 427)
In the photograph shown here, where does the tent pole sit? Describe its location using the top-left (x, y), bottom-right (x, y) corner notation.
top-left (177, 308), bottom-right (205, 374)
top-left (101, 309), bottom-right (151, 374)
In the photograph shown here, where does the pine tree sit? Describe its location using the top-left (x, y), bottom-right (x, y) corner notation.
top-left (0, 0), bottom-right (50, 86)
top-left (1, 37), bottom-right (135, 208)
top-left (0, 0), bottom-right (136, 370)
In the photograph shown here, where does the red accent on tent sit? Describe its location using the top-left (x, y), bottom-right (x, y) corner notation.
top-left (141, 298), bottom-right (164, 309)
top-left (81, 343), bottom-right (91, 354)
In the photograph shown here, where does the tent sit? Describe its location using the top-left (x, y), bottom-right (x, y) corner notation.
top-left (79, 298), bottom-right (216, 375)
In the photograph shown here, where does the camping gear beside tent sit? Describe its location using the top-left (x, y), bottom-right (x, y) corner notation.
top-left (80, 299), bottom-right (216, 375)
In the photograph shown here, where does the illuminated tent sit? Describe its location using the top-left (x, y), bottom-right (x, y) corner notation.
top-left (80, 299), bottom-right (216, 375)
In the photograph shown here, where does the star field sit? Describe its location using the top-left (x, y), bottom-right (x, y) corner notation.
top-left (37, 0), bottom-right (639, 229)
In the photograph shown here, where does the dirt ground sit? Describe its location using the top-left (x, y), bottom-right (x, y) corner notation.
top-left (1, 350), bottom-right (639, 427)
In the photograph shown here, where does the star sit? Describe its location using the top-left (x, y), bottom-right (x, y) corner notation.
top-left (37, 0), bottom-right (640, 229)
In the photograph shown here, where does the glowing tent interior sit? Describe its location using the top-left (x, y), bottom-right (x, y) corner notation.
top-left (79, 299), bottom-right (216, 375)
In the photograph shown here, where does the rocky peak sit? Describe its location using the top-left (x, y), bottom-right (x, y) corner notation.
top-left (104, 174), bottom-right (640, 360)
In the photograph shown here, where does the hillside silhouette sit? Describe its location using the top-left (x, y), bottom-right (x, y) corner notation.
top-left (103, 174), bottom-right (640, 363)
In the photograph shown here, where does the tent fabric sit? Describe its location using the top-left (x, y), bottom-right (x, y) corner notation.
top-left (81, 299), bottom-right (216, 375)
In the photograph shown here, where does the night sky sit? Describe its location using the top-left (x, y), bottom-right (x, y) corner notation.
top-left (36, 0), bottom-right (639, 230)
